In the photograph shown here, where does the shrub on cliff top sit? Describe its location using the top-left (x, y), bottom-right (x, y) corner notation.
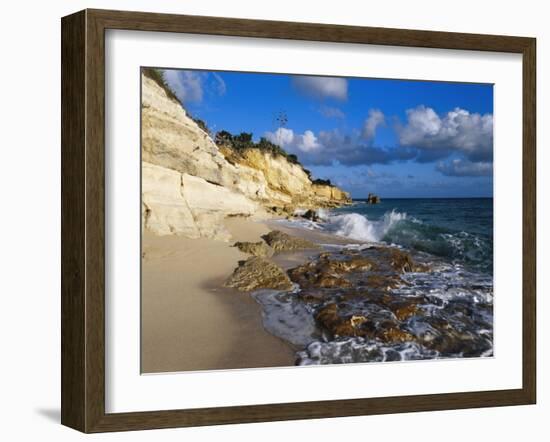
top-left (192, 117), bottom-right (209, 134)
top-left (215, 130), bottom-right (300, 165)
top-left (312, 178), bottom-right (332, 186)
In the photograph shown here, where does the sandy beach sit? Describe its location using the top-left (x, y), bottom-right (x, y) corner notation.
top-left (141, 218), bottom-right (298, 373)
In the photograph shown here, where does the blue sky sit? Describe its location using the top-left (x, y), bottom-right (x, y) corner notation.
top-left (161, 68), bottom-right (494, 198)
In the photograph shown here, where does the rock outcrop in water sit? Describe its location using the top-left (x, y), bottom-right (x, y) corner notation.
top-left (288, 253), bottom-right (375, 289)
top-left (282, 246), bottom-right (493, 363)
top-left (366, 193), bottom-right (381, 204)
top-left (141, 71), bottom-right (350, 240)
top-left (315, 303), bottom-right (415, 342)
top-left (289, 248), bottom-right (432, 343)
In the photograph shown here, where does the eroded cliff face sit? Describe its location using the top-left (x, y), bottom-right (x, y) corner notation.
top-left (219, 146), bottom-right (350, 209)
top-left (142, 162), bottom-right (257, 241)
top-left (141, 73), bottom-right (350, 240)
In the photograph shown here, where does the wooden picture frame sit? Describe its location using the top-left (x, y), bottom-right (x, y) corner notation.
top-left (61, 8), bottom-right (536, 433)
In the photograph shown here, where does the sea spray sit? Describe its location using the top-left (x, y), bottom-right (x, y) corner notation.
top-left (328, 209), bottom-right (407, 242)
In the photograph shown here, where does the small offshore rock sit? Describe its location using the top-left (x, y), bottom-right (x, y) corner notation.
top-left (366, 193), bottom-right (381, 204)
top-left (261, 230), bottom-right (320, 252)
top-left (233, 241), bottom-right (273, 257)
top-left (224, 257), bottom-right (293, 292)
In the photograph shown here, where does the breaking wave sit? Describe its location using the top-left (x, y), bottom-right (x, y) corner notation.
top-left (328, 210), bottom-right (407, 242)
top-left (318, 210), bottom-right (492, 273)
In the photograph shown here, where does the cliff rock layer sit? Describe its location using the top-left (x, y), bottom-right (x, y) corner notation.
top-left (141, 72), bottom-right (350, 240)
top-left (142, 162), bottom-right (257, 241)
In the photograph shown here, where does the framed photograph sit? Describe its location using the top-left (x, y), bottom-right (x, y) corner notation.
top-left (61, 9), bottom-right (536, 433)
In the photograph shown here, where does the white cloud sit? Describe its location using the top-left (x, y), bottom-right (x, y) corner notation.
top-left (297, 130), bottom-right (322, 152)
top-left (400, 106), bottom-right (441, 142)
top-left (292, 75), bottom-right (348, 101)
top-left (162, 69), bottom-right (227, 104)
top-left (163, 70), bottom-right (205, 103)
top-left (398, 106), bottom-right (493, 161)
top-left (263, 108), bottom-right (397, 166)
top-left (265, 128), bottom-right (322, 153)
top-left (266, 127), bottom-right (295, 146)
top-left (265, 126), bottom-right (414, 167)
top-left (319, 105), bottom-right (345, 119)
top-left (266, 106), bottom-right (493, 173)
top-left (211, 72), bottom-right (227, 96)
top-left (436, 159), bottom-right (493, 177)
top-left (362, 109), bottom-right (385, 140)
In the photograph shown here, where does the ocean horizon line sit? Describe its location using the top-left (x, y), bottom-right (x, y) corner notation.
top-left (351, 196), bottom-right (493, 200)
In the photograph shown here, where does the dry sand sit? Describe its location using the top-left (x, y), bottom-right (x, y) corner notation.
top-left (141, 218), bottom-right (297, 373)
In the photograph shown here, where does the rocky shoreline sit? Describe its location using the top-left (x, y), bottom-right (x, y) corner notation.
top-left (223, 225), bottom-right (493, 365)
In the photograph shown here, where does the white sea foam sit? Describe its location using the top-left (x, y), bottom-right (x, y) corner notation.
top-left (327, 209), bottom-right (408, 242)
top-left (297, 338), bottom-right (441, 365)
top-left (274, 217), bottom-right (320, 231)
top-left (293, 208), bottom-right (308, 216)
top-left (316, 208), bottom-right (330, 221)
top-left (251, 289), bottom-right (322, 347)
top-left (276, 209), bottom-right (409, 243)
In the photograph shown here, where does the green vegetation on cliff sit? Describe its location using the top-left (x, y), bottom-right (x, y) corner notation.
top-left (215, 131), bottom-right (299, 165)
top-left (311, 178), bottom-right (332, 186)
